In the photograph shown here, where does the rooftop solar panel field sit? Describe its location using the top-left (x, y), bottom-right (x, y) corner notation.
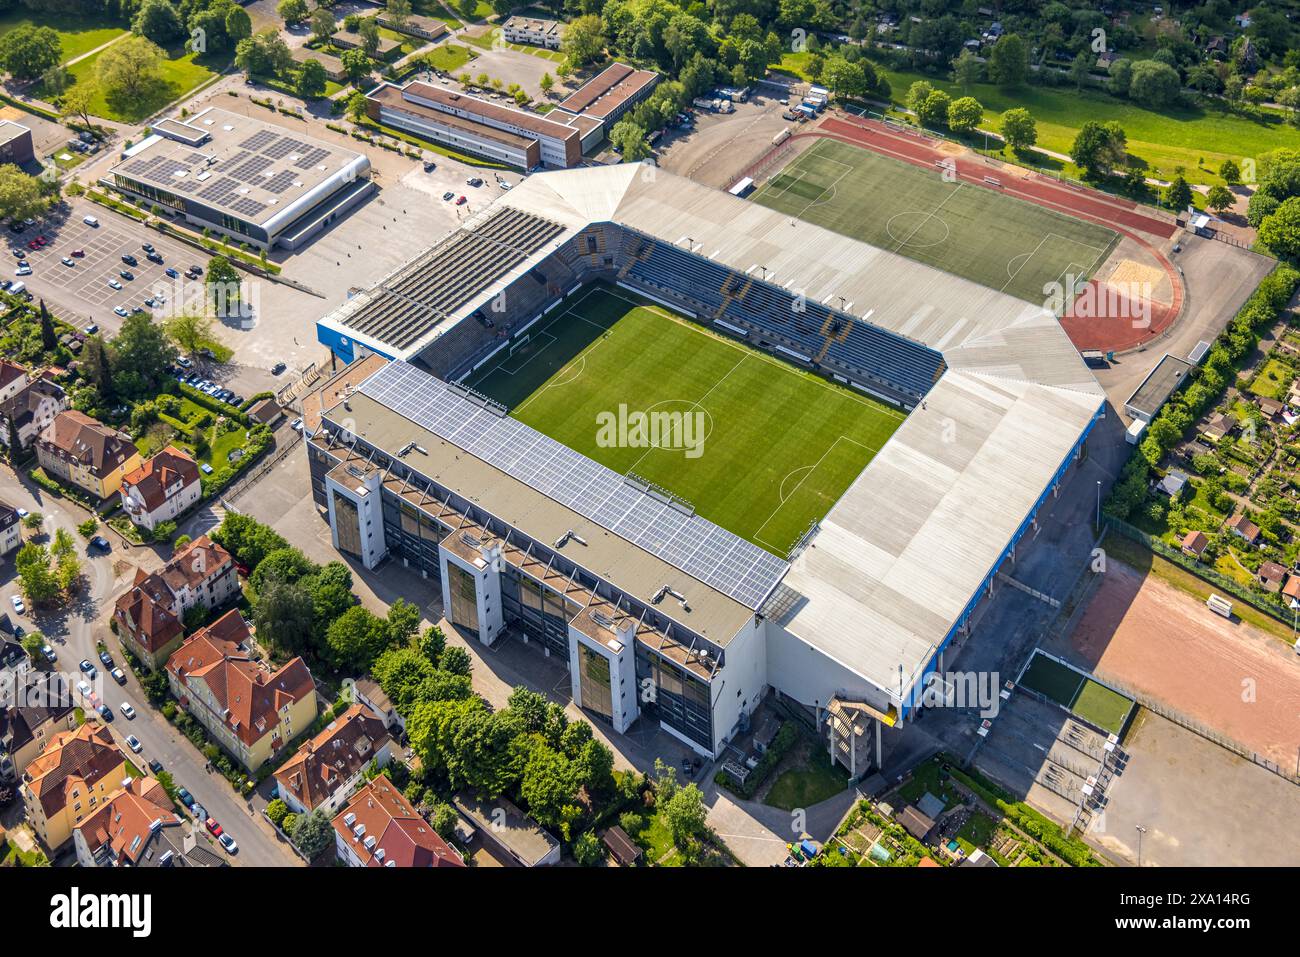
top-left (464, 286), bottom-right (906, 556)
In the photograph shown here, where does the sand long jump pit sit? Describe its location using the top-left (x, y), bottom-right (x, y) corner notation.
top-left (1064, 560), bottom-right (1300, 767)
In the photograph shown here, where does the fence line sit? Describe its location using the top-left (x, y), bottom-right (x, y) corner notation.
top-left (220, 430), bottom-right (302, 506)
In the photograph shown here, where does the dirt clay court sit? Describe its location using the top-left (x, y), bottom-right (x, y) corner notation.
top-left (1060, 560), bottom-right (1300, 767)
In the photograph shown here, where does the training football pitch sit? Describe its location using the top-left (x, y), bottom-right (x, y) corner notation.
top-left (752, 139), bottom-right (1120, 304)
top-left (465, 286), bottom-right (905, 556)
top-left (1020, 651), bottom-right (1134, 735)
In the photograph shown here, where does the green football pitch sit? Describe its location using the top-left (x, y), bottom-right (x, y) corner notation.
top-left (1020, 652), bottom-right (1134, 735)
top-left (465, 286), bottom-right (905, 556)
top-left (751, 138), bottom-right (1120, 304)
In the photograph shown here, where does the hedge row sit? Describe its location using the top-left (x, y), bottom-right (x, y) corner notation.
top-left (176, 381), bottom-right (253, 427)
top-left (714, 720), bottom-right (797, 800)
top-left (1106, 265), bottom-right (1300, 521)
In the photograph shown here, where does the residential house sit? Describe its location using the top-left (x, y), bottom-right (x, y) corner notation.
top-left (1226, 513), bottom-right (1261, 544)
top-left (1096, 50), bottom-right (1118, 68)
top-left (1282, 575), bottom-right (1300, 604)
top-left (247, 398), bottom-right (284, 428)
top-left (898, 805), bottom-right (936, 842)
top-left (1181, 530), bottom-right (1209, 559)
top-left (274, 703), bottom-right (391, 817)
top-left (1206, 35), bottom-right (1229, 58)
top-left (0, 673), bottom-right (77, 782)
top-left (120, 446), bottom-right (201, 532)
top-left (73, 775), bottom-right (226, 867)
top-left (167, 610), bottom-right (318, 771)
top-left (602, 825), bottom-right (642, 866)
top-left (1235, 11), bottom-right (1253, 28)
top-left (333, 774), bottom-right (464, 868)
top-left (0, 359), bottom-right (28, 403)
top-left (502, 15), bottom-right (563, 49)
top-left (1255, 396), bottom-right (1283, 419)
top-left (36, 410), bottom-right (141, 499)
top-left (1157, 469), bottom-right (1188, 497)
top-left (1259, 561), bottom-right (1288, 593)
top-left (0, 631), bottom-right (28, 682)
top-left (353, 677), bottom-right (404, 734)
top-left (0, 379), bottom-right (66, 450)
top-left (19, 723), bottom-right (129, 850)
top-left (1203, 412), bottom-right (1236, 442)
top-left (113, 534), bottom-right (239, 670)
top-left (0, 501), bottom-right (20, 556)
top-left (376, 13), bottom-right (447, 42)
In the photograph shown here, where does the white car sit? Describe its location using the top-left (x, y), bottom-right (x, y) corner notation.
top-left (15, 508), bottom-right (27, 519)
top-left (10, 595), bottom-right (24, 615)
top-left (119, 702), bottom-right (136, 719)
top-left (124, 735), bottom-right (142, 753)
top-left (61, 256), bottom-right (74, 267)
top-left (107, 278), bottom-right (122, 290)
top-left (83, 215), bottom-right (99, 227)
top-left (113, 306), bottom-right (128, 317)
top-left (15, 264), bottom-right (31, 276)
top-left (76, 680), bottom-right (92, 698)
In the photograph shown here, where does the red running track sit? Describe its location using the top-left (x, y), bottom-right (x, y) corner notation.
top-left (755, 114), bottom-right (1185, 353)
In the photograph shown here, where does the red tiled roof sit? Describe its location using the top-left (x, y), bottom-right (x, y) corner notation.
top-left (38, 410), bottom-right (137, 476)
top-left (332, 774), bottom-right (464, 868)
top-left (74, 777), bottom-right (177, 865)
top-left (122, 445), bottom-right (199, 513)
top-left (23, 724), bottom-right (127, 819)
top-left (274, 704), bottom-right (391, 812)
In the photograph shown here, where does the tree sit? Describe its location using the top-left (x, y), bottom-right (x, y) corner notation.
top-left (60, 83), bottom-right (98, 133)
top-left (292, 809), bottom-right (335, 858)
top-left (386, 597), bottom-right (421, 646)
top-left (250, 546), bottom-right (316, 593)
top-left (341, 48), bottom-right (371, 84)
top-left (266, 798), bottom-right (290, 828)
top-left (1129, 59), bottom-right (1182, 109)
top-left (111, 312), bottom-right (177, 396)
top-left (21, 630), bottom-right (44, 661)
top-left (0, 166), bottom-right (47, 224)
top-left (439, 645), bottom-right (471, 677)
top-left (821, 56), bottom-right (869, 99)
top-left (344, 89), bottom-right (368, 123)
top-left (1207, 184), bottom-right (1236, 214)
top-left (326, 605), bottom-right (392, 671)
top-left (609, 118), bottom-right (650, 162)
top-left (253, 579), bottom-right (316, 655)
top-left (304, 561), bottom-right (354, 633)
top-left (163, 311), bottom-right (219, 358)
top-left (297, 57), bottom-right (328, 98)
top-left (357, 17), bottom-right (380, 57)
top-left (38, 301), bottom-right (56, 352)
top-left (1000, 107), bottom-right (1037, 152)
top-left (917, 89), bottom-right (951, 128)
top-left (562, 14), bottom-right (604, 68)
top-left (950, 48), bottom-right (982, 93)
top-left (278, 0), bottom-right (309, 26)
top-left (386, 0), bottom-right (411, 28)
top-left (947, 96), bottom-right (982, 134)
top-left (1071, 120), bottom-right (1126, 179)
top-left (662, 783), bottom-right (708, 859)
top-left (988, 34), bottom-right (1028, 87)
top-left (1220, 159), bottom-right (1242, 186)
top-left (15, 543), bottom-right (60, 605)
top-left (96, 36), bottom-right (165, 102)
top-left (205, 255), bottom-right (241, 314)
top-left (6, 413), bottom-right (21, 463)
top-left (52, 528), bottom-right (81, 592)
top-left (133, 0), bottom-right (186, 46)
top-left (573, 831), bottom-right (605, 865)
top-left (212, 513), bottom-right (288, 568)
top-left (1259, 197), bottom-right (1300, 259)
top-left (1165, 175), bottom-right (1193, 210)
top-left (905, 80), bottom-right (934, 116)
top-left (0, 24), bottom-right (63, 82)
top-left (310, 7), bottom-right (336, 45)
top-left (226, 6), bottom-right (253, 45)
top-left (1070, 50), bottom-right (1091, 91)
top-left (418, 625), bottom-right (446, 664)
top-left (539, 72), bottom-right (554, 96)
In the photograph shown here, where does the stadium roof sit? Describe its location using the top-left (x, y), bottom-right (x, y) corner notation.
top-left (321, 165), bottom-right (1105, 705)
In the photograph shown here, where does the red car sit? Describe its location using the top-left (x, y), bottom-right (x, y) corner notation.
top-left (205, 817), bottom-right (223, 837)
top-left (71, 249), bottom-right (85, 258)
top-left (455, 195), bottom-right (467, 205)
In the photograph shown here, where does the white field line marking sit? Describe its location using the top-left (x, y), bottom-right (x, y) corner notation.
top-left (754, 434), bottom-right (878, 552)
top-left (891, 182), bottom-right (962, 254)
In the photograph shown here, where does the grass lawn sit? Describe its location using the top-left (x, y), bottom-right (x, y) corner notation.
top-left (764, 756), bottom-right (849, 811)
top-left (752, 138), bottom-right (1118, 304)
top-left (425, 43), bottom-right (477, 74)
top-left (892, 755), bottom-right (961, 811)
top-left (1019, 652), bottom-right (1085, 709)
top-left (45, 46), bottom-right (228, 122)
top-left (0, 9), bottom-right (127, 65)
top-left (1247, 358), bottom-right (1294, 400)
top-left (465, 286), bottom-right (905, 555)
top-left (866, 60), bottom-right (1298, 189)
top-left (955, 812), bottom-right (998, 855)
top-left (413, 0), bottom-right (464, 28)
top-left (138, 398), bottom-right (249, 475)
top-left (1071, 679), bottom-right (1135, 735)
top-left (463, 28), bottom-right (564, 61)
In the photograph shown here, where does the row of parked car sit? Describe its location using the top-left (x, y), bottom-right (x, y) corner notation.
top-left (173, 368), bottom-right (244, 410)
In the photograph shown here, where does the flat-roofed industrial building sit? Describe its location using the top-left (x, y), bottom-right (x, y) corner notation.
top-left (105, 108), bottom-right (372, 250)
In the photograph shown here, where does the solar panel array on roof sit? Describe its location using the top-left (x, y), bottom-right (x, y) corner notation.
top-left (231, 154), bottom-right (274, 180)
top-left (263, 136), bottom-right (307, 159)
top-left (294, 146), bottom-right (330, 169)
top-left (239, 129), bottom-right (277, 151)
top-left (338, 208), bottom-right (565, 351)
top-left (197, 176), bottom-right (240, 203)
top-left (263, 170), bottom-right (299, 194)
top-left (358, 361), bottom-right (789, 609)
top-left (230, 196), bottom-right (268, 217)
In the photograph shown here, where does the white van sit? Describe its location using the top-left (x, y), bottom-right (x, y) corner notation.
top-left (82, 215), bottom-right (99, 227)
top-left (8, 281), bottom-right (25, 297)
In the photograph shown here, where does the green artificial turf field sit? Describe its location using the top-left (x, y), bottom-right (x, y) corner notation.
top-left (465, 286), bottom-right (905, 555)
top-left (1020, 651), bottom-right (1134, 735)
top-left (752, 138), bottom-right (1119, 304)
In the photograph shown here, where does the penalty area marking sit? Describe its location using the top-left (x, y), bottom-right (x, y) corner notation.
top-left (753, 434), bottom-right (879, 553)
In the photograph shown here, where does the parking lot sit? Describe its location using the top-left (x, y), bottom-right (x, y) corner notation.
top-left (7, 201), bottom-right (216, 334)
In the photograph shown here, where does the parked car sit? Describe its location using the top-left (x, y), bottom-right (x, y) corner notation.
top-left (189, 264), bottom-right (202, 275)
top-left (146, 251), bottom-right (164, 264)
top-left (84, 323), bottom-right (98, 335)
top-left (121, 254), bottom-right (138, 266)
top-left (142, 243), bottom-right (155, 253)
top-left (71, 248), bottom-right (84, 257)
top-left (176, 356), bottom-right (192, 368)
top-left (218, 833), bottom-right (238, 854)
top-left (89, 536), bottom-right (111, 552)
top-left (120, 702), bottom-right (136, 719)
top-left (205, 817), bottom-right (222, 837)
top-left (456, 195), bottom-right (467, 205)
top-left (290, 417), bottom-right (303, 432)
top-left (61, 256), bottom-right (74, 267)
top-left (111, 667), bottom-right (127, 685)
top-left (15, 264), bottom-right (30, 276)
top-left (118, 269), bottom-right (134, 280)
top-left (97, 704), bottom-right (113, 722)
top-left (125, 735), bottom-right (142, 753)
top-left (113, 306), bottom-right (128, 317)
top-left (99, 650), bottom-right (113, 666)
top-left (107, 278), bottom-right (122, 290)
top-left (41, 644), bottom-right (56, 663)
top-left (83, 215), bottom-right (99, 227)
top-left (177, 787), bottom-right (195, 808)
top-left (10, 595), bottom-right (24, 614)
top-left (442, 191), bottom-right (455, 201)
top-left (147, 758), bottom-right (164, 774)
top-left (164, 267), bottom-right (180, 279)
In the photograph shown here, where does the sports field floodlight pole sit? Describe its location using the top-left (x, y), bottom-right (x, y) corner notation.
top-left (1095, 480), bottom-right (1101, 529)
top-left (1290, 598), bottom-right (1299, 645)
top-left (1135, 824), bottom-right (1146, 866)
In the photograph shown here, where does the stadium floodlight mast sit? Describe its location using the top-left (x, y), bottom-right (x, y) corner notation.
top-left (1135, 824), bottom-right (1146, 866)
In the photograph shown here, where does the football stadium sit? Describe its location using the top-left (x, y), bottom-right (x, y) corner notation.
top-left (310, 165), bottom-right (1105, 767)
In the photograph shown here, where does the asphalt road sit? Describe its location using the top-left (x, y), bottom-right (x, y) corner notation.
top-left (0, 467), bottom-right (300, 867)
